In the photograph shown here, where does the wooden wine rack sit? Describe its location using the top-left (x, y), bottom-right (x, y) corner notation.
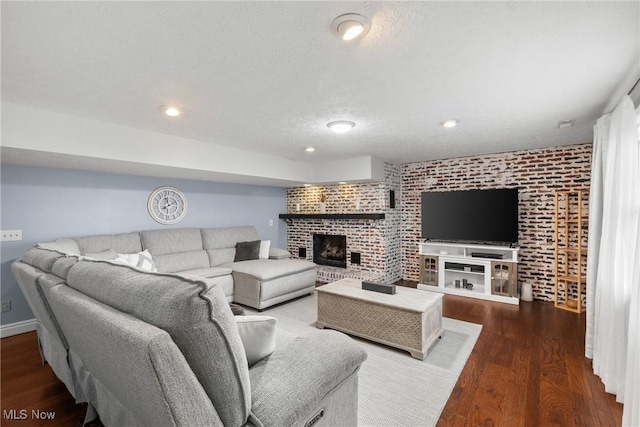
top-left (554, 190), bottom-right (588, 313)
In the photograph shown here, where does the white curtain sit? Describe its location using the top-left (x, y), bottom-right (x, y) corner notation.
top-left (586, 95), bottom-right (640, 427)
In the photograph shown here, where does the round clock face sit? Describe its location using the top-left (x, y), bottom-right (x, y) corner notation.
top-left (147, 186), bottom-right (188, 224)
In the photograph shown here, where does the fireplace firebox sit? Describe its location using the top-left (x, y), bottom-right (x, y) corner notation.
top-left (313, 234), bottom-right (347, 268)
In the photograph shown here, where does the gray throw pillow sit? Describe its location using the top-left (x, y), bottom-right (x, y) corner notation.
top-left (235, 240), bottom-right (261, 261)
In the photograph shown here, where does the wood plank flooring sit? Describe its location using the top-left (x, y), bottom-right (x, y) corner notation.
top-left (1, 282), bottom-right (623, 426)
top-left (1, 332), bottom-right (87, 426)
top-left (433, 290), bottom-right (623, 426)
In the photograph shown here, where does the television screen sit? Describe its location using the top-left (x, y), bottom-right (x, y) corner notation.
top-left (421, 188), bottom-right (519, 244)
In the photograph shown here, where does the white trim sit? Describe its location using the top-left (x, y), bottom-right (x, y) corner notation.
top-left (417, 284), bottom-right (520, 305)
top-left (1, 319), bottom-right (37, 338)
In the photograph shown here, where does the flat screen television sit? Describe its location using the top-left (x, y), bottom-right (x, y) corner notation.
top-left (421, 188), bottom-right (519, 244)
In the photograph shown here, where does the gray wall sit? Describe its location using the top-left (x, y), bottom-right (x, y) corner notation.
top-left (0, 164), bottom-right (287, 326)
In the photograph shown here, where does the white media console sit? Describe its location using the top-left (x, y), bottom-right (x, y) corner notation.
top-left (417, 241), bottom-right (520, 305)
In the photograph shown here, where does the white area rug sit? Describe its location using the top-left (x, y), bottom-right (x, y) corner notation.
top-left (246, 292), bottom-right (482, 427)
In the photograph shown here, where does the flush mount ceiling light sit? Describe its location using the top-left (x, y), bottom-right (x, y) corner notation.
top-left (441, 119), bottom-right (459, 128)
top-left (160, 105), bottom-right (180, 117)
top-left (327, 120), bottom-right (356, 133)
top-left (305, 147), bottom-right (315, 152)
top-left (331, 13), bottom-right (371, 41)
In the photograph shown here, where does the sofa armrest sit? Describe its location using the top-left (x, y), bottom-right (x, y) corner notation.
top-left (248, 330), bottom-right (366, 426)
top-left (268, 247), bottom-right (291, 259)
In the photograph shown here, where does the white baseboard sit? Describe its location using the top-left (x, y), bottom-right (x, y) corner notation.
top-left (1, 318), bottom-right (37, 338)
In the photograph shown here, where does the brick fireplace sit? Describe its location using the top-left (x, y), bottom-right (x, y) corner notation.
top-left (284, 163), bottom-right (402, 284)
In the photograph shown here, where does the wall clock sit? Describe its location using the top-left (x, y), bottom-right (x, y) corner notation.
top-left (147, 186), bottom-right (188, 224)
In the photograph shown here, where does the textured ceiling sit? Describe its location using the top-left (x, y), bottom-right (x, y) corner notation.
top-left (2, 1), bottom-right (639, 166)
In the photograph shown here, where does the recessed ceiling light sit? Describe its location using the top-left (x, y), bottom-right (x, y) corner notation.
top-left (441, 119), bottom-right (459, 128)
top-left (327, 120), bottom-right (356, 133)
top-left (305, 147), bottom-right (315, 152)
top-left (160, 105), bottom-right (180, 117)
top-left (557, 119), bottom-right (575, 129)
top-left (331, 13), bottom-right (371, 41)
top-left (339, 21), bottom-right (364, 41)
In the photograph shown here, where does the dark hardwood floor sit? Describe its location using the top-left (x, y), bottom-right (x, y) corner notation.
top-left (431, 288), bottom-right (622, 426)
top-left (1, 282), bottom-right (623, 426)
top-left (1, 332), bottom-right (87, 426)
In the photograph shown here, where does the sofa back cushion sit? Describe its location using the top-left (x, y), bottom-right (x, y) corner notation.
top-left (37, 238), bottom-right (81, 256)
top-left (49, 284), bottom-right (223, 427)
top-left (21, 247), bottom-right (66, 273)
top-left (66, 259), bottom-right (251, 426)
top-left (201, 226), bottom-right (260, 266)
top-left (52, 256), bottom-right (80, 280)
top-left (74, 233), bottom-right (142, 256)
top-left (140, 228), bottom-right (209, 273)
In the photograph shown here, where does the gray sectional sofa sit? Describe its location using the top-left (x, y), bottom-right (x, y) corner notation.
top-left (12, 226), bottom-right (367, 426)
top-left (42, 226), bottom-right (317, 310)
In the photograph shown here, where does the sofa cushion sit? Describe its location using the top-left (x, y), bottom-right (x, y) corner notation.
top-left (269, 247), bottom-right (291, 260)
top-left (22, 247), bottom-right (66, 273)
top-left (223, 259), bottom-right (316, 281)
top-left (201, 226), bottom-right (260, 266)
top-left (37, 239), bottom-right (81, 256)
top-left (84, 249), bottom-right (117, 260)
top-left (179, 267), bottom-right (233, 278)
top-left (66, 259), bottom-right (251, 427)
top-left (141, 228), bottom-right (209, 273)
top-left (52, 256), bottom-right (80, 280)
top-left (198, 275), bottom-right (234, 301)
top-left (141, 228), bottom-right (203, 255)
top-left (152, 251), bottom-right (210, 273)
top-left (74, 232), bottom-right (142, 255)
top-left (178, 268), bottom-right (235, 300)
top-left (234, 240), bottom-right (261, 262)
top-left (201, 226), bottom-right (259, 250)
top-left (249, 330), bottom-right (367, 427)
top-left (206, 248), bottom-right (236, 267)
top-left (235, 315), bottom-right (278, 367)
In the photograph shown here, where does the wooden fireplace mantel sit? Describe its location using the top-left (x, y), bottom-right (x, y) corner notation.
top-left (278, 213), bottom-right (385, 220)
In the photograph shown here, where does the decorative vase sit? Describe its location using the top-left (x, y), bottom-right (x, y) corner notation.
top-left (319, 202), bottom-right (326, 213)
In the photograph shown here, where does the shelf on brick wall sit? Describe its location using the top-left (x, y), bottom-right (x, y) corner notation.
top-left (278, 213), bottom-right (385, 220)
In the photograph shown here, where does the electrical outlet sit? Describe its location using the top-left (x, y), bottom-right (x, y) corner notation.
top-left (1, 230), bottom-right (22, 242)
top-left (1, 300), bottom-right (11, 313)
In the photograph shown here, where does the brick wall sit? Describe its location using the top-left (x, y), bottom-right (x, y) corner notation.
top-left (285, 163), bottom-right (402, 284)
top-left (401, 143), bottom-right (592, 301)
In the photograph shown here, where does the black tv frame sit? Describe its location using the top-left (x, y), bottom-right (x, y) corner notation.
top-left (420, 188), bottom-right (519, 245)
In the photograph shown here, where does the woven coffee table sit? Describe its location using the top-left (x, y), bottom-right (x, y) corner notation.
top-left (316, 278), bottom-right (444, 360)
